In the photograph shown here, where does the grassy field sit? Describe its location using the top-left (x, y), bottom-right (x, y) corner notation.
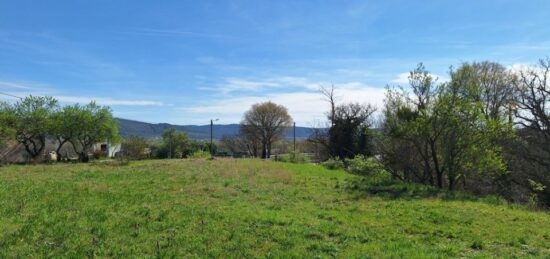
top-left (0, 159), bottom-right (549, 258)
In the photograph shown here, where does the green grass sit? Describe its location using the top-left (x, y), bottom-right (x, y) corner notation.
top-left (0, 159), bottom-right (549, 258)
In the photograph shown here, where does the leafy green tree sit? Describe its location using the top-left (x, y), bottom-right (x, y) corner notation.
top-left (50, 104), bottom-right (85, 160)
top-left (10, 96), bottom-right (58, 160)
top-left (68, 102), bottom-right (120, 162)
top-left (382, 64), bottom-right (510, 190)
top-left (161, 128), bottom-right (190, 158)
top-left (0, 101), bottom-right (16, 147)
top-left (241, 102), bottom-right (292, 159)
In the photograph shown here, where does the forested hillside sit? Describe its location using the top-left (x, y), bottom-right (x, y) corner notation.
top-left (116, 118), bottom-right (316, 140)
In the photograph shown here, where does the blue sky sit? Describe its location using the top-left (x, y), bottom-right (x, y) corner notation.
top-left (1, 0), bottom-right (549, 125)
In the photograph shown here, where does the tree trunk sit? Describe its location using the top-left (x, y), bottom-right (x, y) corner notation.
top-left (55, 138), bottom-right (68, 161)
top-left (262, 143), bottom-right (267, 159)
top-left (429, 139), bottom-right (444, 188)
top-left (448, 172), bottom-right (455, 191)
top-left (23, 136), bottom-right (45, 160)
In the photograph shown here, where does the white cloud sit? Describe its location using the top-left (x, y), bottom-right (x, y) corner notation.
top-left (390, 73), bottom-right (410, 84)
top-left (55, 96), bottom-right (163, 106)
top-left (391, 72), bottom-right (449, 85)
top-left (0, 80), bottom-right (48, 90)
top-left (203, 76), bottom-right (326, 94)
top-left (0, 79), bottom-right (163, 106)
top-left (182, 82), bottom-right (386, 125)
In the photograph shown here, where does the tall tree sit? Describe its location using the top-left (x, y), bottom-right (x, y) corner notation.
top-left (161, 128), bottom-right (190, 158)
top-left (241, 102), bottom-right (292, 159)
top-left (329, 103), bottom-right (376, 159)
top-left (11, 96), bottom-right (57, 160)
top-left (68, 102), bottom-right (119, 162)
top-left (512, 57), bottom-right (550, 205)
top-left (50, 104), bottom-right (84, 160)
top-left (311, 86), bottom-right (376, 160)
top-left (382, 63), bottom-right (509, 190)
top-left (0, 101), bottom-right (16, 148)
top-left (514, 58), bottom-right (550, 143)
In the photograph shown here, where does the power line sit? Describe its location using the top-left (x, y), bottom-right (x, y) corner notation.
top-left (0, 91), bottom-right (23, 100)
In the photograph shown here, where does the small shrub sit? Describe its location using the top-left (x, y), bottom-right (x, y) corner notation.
top-left (470, 239), bottom-right (484, 250)
top-left (93, 149), bottom-right (105, 159)
top-left (277, 152), bottom-right (309, 163)
top-left (189, 150), bottom-right (211, 159)
top-left (345, 155), bottom-right (388, 176)
top-left (321, 158), bottom-right (344, 170)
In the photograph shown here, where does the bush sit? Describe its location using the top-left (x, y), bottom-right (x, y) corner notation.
top-left (92, 149), bottom-right (105, 160)
top-left (189, 150), bottom-right (211, 159)
top-left (345, 155), bottom-right (389, 178)
top-left (122, 136), bottom-right (149, 160)
top-left (321, 158), bottom-right (344, 170)
top-left (277, 152), bottom-right (309, 163)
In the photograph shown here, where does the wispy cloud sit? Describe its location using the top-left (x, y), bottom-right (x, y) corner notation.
top-left (121, 28), bottom-right (237, 39)
top-left (0, 79), bottom-right (163, 106)
top-left (200, 76), bottom-right (325, 94)
top-left (183, 81), bottom-right (386, 125)
top-left (0, 80), bottom-right (49, 90)
top-left (55, 96), bottom-right (163, 106)
top-left (391, 72), bottom-right (449, 85)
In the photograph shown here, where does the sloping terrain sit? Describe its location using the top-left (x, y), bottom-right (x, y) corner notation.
top-left (0, 159), bottom-right (548, 257)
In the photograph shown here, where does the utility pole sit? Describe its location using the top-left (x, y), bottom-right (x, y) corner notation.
top-left (210, 118), bottom-right (219, 158)
top-left (293, 122), bottom-right (296, 153)
top-left (0, 92), bottom-right (23, 100)
top-left (210, 119), bottom-right (213, 157)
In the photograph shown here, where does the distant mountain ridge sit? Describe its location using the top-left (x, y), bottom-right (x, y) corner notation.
top-left (116, 118), bottom-right (317, 140)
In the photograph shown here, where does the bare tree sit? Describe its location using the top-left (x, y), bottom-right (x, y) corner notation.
top-left (320, 85), bottom-right (337, 127)
top-left (514, 58), bottom-right (550, 141)
top-left (241, 102), bottom-right (293, 159)
top-left (329, 103), bottom-right (376, 159)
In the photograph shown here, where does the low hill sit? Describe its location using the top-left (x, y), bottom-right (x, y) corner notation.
top-left (116, 118), bottom-right (317, 140)
top-left (0, 159), bottom-right (548, 257)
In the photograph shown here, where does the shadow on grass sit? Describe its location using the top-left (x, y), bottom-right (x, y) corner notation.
top-left (344, 177), bottom-right (505, 205)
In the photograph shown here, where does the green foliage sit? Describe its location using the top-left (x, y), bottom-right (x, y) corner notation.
top-left (345, 155), bottom-right (389, 180)
top-left (321, 157), bottom-right (345, 170)
top-left (0, 160), bottom-right (548, 257)
top-left (328, 103), bottom-right (376, 159)
top-left (161, 128), bottom-right (190, 158)
top-left (382, 63), bottom-right (512, 190)
top-left (189, 150), bottom-right (211, 159)
top-left (0, 96), bottom-right (119, 162)
top-left (68, 102), bottom-right (120, 162)
top-left (11, 96), bottom-right (58, 159)
top-left (241, 101), bottom-right (293, 159)
top-left (470, 240), bottom-right (484, 250)
top-left (50, 104), bottom-right (88, 159)
top-left (0, 102), bottom-right (16, 147)
top-left (276, 151), bottom-right (309, 163)
top-left (122, 136), bottom-right (149, 160)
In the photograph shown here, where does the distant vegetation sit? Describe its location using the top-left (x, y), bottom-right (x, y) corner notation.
top-left (0, 96), bottom-right (119, 162)
top-left (115, 118), bottom-right (314, 140)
